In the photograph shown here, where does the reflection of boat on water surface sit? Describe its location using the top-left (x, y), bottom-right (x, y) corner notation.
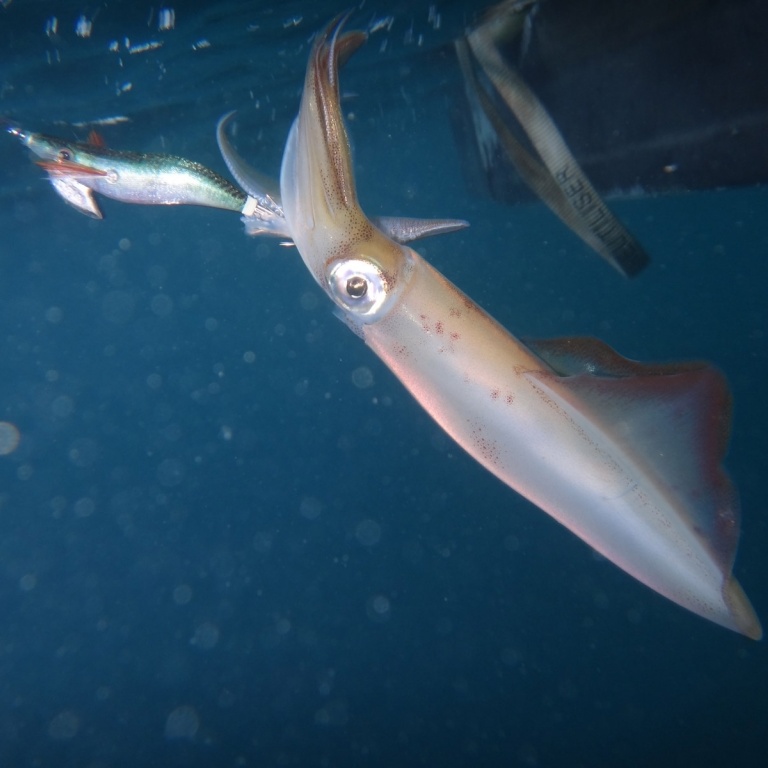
top-left (452, 0), bottom-right (768, 205)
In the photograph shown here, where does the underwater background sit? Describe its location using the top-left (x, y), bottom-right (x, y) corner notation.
top-left (1, 1), bottom-right (766, 766)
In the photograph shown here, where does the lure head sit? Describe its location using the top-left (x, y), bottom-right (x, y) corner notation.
top-left (4, 120), bottom-right (30, 144)
top-left (22, 132), bottom-right (107, 177)
top-left (7, 126), bottom-right (107, 216)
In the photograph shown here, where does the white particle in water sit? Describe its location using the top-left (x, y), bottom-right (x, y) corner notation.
top-left (75, 15), bottom-right (92, 38)
top-left (158, 8), bottom-right (176, 31)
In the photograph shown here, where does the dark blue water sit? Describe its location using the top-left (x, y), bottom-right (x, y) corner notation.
top-left (1, 2), bottom-right (766, 766)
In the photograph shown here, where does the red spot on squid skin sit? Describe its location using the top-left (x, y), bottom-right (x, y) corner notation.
top-left (435, 321), bottom-right (444, 335)
top-left (471, 426), bottom-right (500, 467)
top-left (505, 394), bottom-right (514, 405)
top-left (490, 389), bottom-right (500, 400)
top-left (450, 332), bottom-right (460, 342)
top-left (449, 307), bottom-right (462, 318)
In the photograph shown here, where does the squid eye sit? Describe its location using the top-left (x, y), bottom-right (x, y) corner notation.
top-left (58, 149), bottom-right (71, 162)
top-left (328, 258), bottom-right (389, 318)
top-left (346, 275), bottom-right (368, 298)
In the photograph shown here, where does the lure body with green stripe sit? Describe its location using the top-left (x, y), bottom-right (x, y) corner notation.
top-left (19, 130), bottom-right (248, 219)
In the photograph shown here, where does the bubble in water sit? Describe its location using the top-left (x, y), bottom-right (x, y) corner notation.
top-left (253, 531), bottom-right (273, 554)
top-left (164, 705), bottom-right (199, 741)
top-left (73, 497), bottom-right (95, 518)
top-left (275, 617), bottom-right (291, 635)
top-left (157, 458), bottom-right (184, 487)
top-left (191, 621), bottom-right (219, 650)
top-left (146, 262), bottom-right (167, 284)
top-left (300, 291), bottom-right (319, 310)
top-left (351, 366), bottom-right (374, 389)
top-left (355, 518), bottom-right (381, 547)
top-left (500, 647), bottom-right (521, 667)
top-left (45, 306), bottom-right (63, 323)
top-left (102, 290), bottom-right (135, 324)
top-left (150, 293), bottom-right (174, 317)
top-left (51, 395), bottom-right (74, 418)
top-left (48, 710), bottom-right (80, 740)
top-left (372, 595), bottom-right (390, 614)
top-left (0, 422), bottom-right (20, 455)
top-left (68, 437), bottom-right (99, 467)
top-left (300, 496), bottom-right (323, 520)
top-left (19, 573), bottom-right (37, 592)
top-left (218, 688), bottom-right (235, 708)
top-left (366, 594), bottom-right (391, 623)
top-left (173, 584), bottom-right (193, 605)
top-left (314, 699), bottom-right (348, 727)
top-left (50, 496), bottom-right (67, 517)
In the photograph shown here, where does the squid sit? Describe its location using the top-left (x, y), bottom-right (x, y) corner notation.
top-left (271, 16), bottom-right (760, 638)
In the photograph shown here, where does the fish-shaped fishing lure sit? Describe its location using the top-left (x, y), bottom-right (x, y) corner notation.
top-left (274, 16), bottom-right (761, 638)
top-left (9, 126), bottom-right (250, 219)
top-left (8, 122), bottom-right (468, 247)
